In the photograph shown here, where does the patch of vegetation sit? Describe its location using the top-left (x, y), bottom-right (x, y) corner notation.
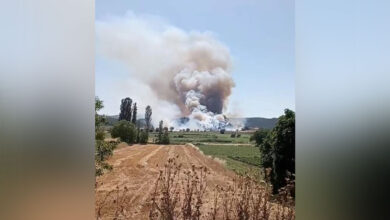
top-left (156, 120), bottom-right (170, 144)
top-left (197, 144), bottom-right (261, 175)
top-left (111, 120), bottom-right (137, 144)
top-left (165, 131), bottom-right (252, 145)
top-left (138, 130), bottom-right (149, 144)
top-left (95, 97), bottom-right (116, 176)
top-left (227, 155), bottom-right (261, 167)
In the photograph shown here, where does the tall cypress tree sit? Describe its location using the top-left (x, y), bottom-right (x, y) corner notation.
top-left (145, 105), bottom-right (152, 131)
top-left (119, 97), bottom-right (132, 121)
top-left (131, 102), bottom-right (137, 124)
top-left (157, 120), bottom-right (163, 144)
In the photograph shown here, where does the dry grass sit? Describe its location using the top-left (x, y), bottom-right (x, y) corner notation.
top-left (96, 186), bottom-right (132, 219)
top-left (148, 157), bottom-right (294, 220)
top-left (149, 156), bottom-right (209, 220)
top-left (96, 156), bottom-right (294, 220)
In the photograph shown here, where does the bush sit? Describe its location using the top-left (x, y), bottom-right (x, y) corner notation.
top-left (111, 120), bottom-right (137, 144)
top-left (160, 130), bottom-right (170, 144)
top-left (139, 130), bottom-right (149, 144)
top-left (250, 129), bottom-right (270, 146)
top-left (95, 97), bottom-right (114, 176)
top-left (230, 133), bottom-right (236, 138)
top-left (95, 140), bottom-right (116, 176)
top-left (156, 120), bottom-right (170, 144)
top-left (96, 130), bottom-right (105, 141)
top-left (219, 129), bottom-right (225, 134)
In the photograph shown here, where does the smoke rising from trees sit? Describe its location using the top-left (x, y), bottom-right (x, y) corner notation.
top-left (97, 12), bottom-right (235, 130)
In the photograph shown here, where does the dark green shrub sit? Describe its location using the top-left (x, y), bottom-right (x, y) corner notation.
top-left (156, 121), bottom-right (170, 144)
top-left (254, 109), bottom-right (295, 194)
top-left (160, 129), bottom-right (170, 144)
top-left (270, 109), bottom-right (295, 194)
top-left (139, 131), bottom-right (149, 144)
top-left (95, 97), bottom-right (114, 176)
top-left (250, 129), bottom-right (270, 146)
top-left (95, 130), bottom-right (105, 141)
top-left (111, 120), bottom-right (136, 144)
top-left (95, 140), bottom-right (115, 176)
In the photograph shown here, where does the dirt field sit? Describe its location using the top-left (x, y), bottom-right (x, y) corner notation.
top-left (95, 144), bottom-right (236, 219)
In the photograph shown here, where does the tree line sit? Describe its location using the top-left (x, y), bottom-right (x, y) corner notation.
top-left (95, 96), bottom-right (171, 176)
top-left (112, 97), bottom-right (170, 145)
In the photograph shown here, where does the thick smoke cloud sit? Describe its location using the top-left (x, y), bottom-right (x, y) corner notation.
top-left (97, 12), bottom-right (235, 130)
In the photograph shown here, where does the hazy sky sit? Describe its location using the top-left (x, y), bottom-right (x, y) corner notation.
top-left (96, 0), bottom-right (294, 118)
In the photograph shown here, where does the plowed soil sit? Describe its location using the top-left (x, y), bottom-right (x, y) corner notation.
top-left (95, 144), bottom-right (236, 219)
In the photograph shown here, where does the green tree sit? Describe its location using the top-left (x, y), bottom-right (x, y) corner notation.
top-left (136, 121), bottom-right (141, 143)
top-left (156, 121), bottom-right (170, 144)
top-left (111, 120), bottom-right (137, 144)
top-left (119, 97), bottom-right (132, 121)
top-left (250, 129), bottom-right (270, 146)
top-left (258, 132), bottom-right (274, 169)
top-left (161, 127), bottom-right (170, 145)
top-left (95, 97), bottom-right (115, 176)
top-left (132, 102), bottom-right (137, 124)
top-left (95, 97), bottom-right (106, 141)
top-left (271, 109), bottom-right (295, 194)
top-left (95, 140), bottom-right (115, 176)
top-left (145, 105), bottom-right (152, 131)
top-left (139, 130), bottom-right (149, 144)
top-left (157, 120), bottom-right (163, 144)
top-left (253, 109), bottom-right (295, 194)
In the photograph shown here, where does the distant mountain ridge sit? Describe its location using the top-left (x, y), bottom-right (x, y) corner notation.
top-left (234, 117), bottom-right (278, 129)
top-left (104, 115), bottom-right (277, 129)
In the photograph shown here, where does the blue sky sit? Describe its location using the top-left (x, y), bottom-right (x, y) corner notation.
top-left (96, 0), bottom-right (294, 118)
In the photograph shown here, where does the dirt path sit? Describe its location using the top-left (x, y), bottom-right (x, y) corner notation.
top-left (95, 144), bottom-right (236, 219)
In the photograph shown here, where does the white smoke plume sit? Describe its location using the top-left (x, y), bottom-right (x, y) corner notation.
top-left (97, 12), bottom-right (235, 130)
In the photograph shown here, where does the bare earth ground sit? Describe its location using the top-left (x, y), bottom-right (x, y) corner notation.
top-left (95, 144), bottom-right (237, 219)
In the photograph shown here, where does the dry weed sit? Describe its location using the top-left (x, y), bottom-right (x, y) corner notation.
top-left (149, 156), bottom-right (209, 220)
top-left (96, 156), bottom-right (295, 220)
top-left (96, 186), bottom-right (131, 220)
